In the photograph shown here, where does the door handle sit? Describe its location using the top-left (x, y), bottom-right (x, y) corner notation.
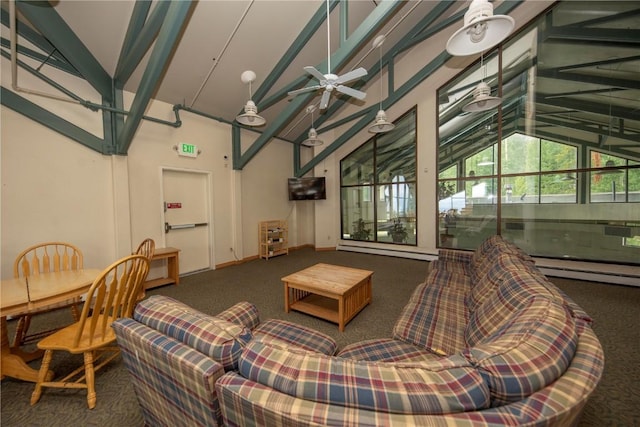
top-left (165, 222), bottom-right (208, 233)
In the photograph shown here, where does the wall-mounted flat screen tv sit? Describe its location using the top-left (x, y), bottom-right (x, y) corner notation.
top-left (288, 177), bottom-right (326, 200)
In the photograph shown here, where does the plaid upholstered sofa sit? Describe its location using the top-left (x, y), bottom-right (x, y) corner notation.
top-left (214, 236), bottom-right (604, 426)
top-left (112, 295), bottom-right (337, 426)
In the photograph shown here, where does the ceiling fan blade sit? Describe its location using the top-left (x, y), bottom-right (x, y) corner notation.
top-left (336, 85), bottom-right (366, 101)
top-left (319, 90), bottom-right (331, 110)
top-left (335, 67), bottom-right (367, 85)
top-left (288, 85), bottom-right (323, 96)
top-left (303, 66), bottom-right (327, 82)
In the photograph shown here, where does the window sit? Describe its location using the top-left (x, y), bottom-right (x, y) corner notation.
top-left (436, 1), bottom-right (639, 266)
top-left (341, 108), bottom-right (417, 245)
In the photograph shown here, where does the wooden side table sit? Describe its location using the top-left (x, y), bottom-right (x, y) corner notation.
top-left (144, 247), bottom-right (180, 290)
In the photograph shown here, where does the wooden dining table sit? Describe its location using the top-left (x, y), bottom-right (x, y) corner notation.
top-left (1, 269), bottom-right (101, 382)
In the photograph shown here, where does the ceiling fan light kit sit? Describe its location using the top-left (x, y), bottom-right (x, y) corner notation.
top-left (236, 70), bottom-right (266, 127)
top-left (288, 0), bottom-right (367, 110)
top-left (446, 0), bottom-right (515, 57)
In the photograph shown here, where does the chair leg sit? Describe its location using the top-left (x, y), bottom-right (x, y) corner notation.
top-left (30, 349), bottom-right (53, 405)
top-left (84, 351), bottom-right (97, 409)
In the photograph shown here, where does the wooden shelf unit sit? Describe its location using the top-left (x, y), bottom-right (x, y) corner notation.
top-left (144, 247), bottom-right (180, 290)
top-left (259, 220), bottom-right (288, 260)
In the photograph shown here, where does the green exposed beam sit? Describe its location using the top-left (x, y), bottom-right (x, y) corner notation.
top-left (251, 0), bottom-right (340, 110)
top-left (0, 38), bottom-right (79, 76)
top-left (0, 7), bottom-right (71, 69)
top-left (1, 86), bottom-right (106, 154)
top-left (114, 1), bottom-right (170, 87)
top-left (119, 1), bottom-right (152, 59)
top-left (116, 1), bottom-right (193, 154)
top-left (0, 49), bottom-right (84, 103)
top-left (546, 26), bottom-right (640, 46)
top-left (235, 0), bottom-right (403, 170)
top-left (16, 0), bottom-right (113, 101)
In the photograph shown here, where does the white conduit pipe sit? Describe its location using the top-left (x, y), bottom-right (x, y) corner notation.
top-left (9, 0), bottom-right (81, 104)
top-left (188, 0), bottom-right (255, 108)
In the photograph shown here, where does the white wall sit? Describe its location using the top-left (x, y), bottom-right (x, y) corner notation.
top-left (1, 108), bottom-right (117, 275)
top-left (1, 89), bottom-right (301, 279)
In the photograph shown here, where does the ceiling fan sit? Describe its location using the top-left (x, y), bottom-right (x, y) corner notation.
top-left (287, 0), bottom-right (367, 110)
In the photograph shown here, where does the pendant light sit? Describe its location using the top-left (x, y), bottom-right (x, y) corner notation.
top-left (369, 35), bottom-right (394, 134)
top-left (463, 54), bottom-right (502, 113)
top-left (302, 105), bottom-right (324, 147)
top-left (236, 70), bottom-right (266, 127)
top-left (446, 0), bottom-right (515, 57)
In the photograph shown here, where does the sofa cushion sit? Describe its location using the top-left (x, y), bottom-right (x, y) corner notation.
top-left (393, 281), bottom-right (468, 355)
top-left (466, 269), bottom-right (555, 346)
top-left (253, 318), bottom-right (337, 355)
top-left (463, 296), bottom-right (578, 406)
top-left (338, 338), bottom-right (443, 363)
top-left (134, 295), bottom-right (252, 371)
top-left (238, 340), bottom-right (490, 415)
top-left (466, 252), bottom-right (533, 312)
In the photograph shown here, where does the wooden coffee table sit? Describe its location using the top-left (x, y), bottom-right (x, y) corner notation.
top-left (282, 263), bottom-right (373, 331)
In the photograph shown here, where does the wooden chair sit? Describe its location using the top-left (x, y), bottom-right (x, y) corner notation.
top-left (135, 238), bottom-right (155, 260)
top-left (30, 254), bottom-right (150, 409)
top-left (134, 238), bottom-right (155, 300)
top-left (12, 242), bottom-right (84, 348)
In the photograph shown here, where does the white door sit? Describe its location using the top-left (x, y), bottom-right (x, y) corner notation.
top-left (162, 168), bottom-right (212, 274)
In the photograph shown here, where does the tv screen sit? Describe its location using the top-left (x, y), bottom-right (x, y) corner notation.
top-left (288, 177), bottom-right (326, 200)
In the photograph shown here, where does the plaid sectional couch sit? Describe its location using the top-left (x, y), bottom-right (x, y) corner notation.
top-left (114, 235), bottom-right (604, 426)
top-left (215, 236), bottom-right (604, 426)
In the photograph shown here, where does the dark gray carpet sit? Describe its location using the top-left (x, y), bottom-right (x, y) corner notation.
top-left (1, 248), bottom-right (638, 426)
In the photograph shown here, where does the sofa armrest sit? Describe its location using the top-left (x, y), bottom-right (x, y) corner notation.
top-left (216, 301), bottom-right (260, 330)
top-left (134, 295), bottom-right (252, 371)
top-left (113, 318), bottom-right (225, 426)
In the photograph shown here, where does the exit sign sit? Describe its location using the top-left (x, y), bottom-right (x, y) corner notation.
top-left (178, 142), bottom-right (198, 158)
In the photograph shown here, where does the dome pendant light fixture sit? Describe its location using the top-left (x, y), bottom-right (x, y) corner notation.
top-left (302, 105), bottom-right (324, 147)
top-left (463, 54), bottom-right (502, 113)
top-left (236, 70), bottom-right (266, 127)
top-left (369, 35), bottom-right (394, 134)
top-left (446, 0), bottom-right (515, 57)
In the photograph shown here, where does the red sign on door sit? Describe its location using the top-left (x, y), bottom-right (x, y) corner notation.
top-left (166, 202), bottom-right (182, 209)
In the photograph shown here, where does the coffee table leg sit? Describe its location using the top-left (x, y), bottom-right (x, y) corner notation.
top-left (338, 297), bottom-right (345, 332)
top-left (283, 282), bottom-right (290, 313)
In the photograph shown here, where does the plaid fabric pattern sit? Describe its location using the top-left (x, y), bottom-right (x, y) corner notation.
top-left (423, 268), bottom-right (472, 293)
top-left (134, 295), bottom-right (252, 371)
top-left (215, 301), bottom-right (260, 330)
top-left (253, 318), bottom-right (337, 355)
top-left (237, 340), bottom-right (490, 415)
top-left (392, 281), bottom-right (468, 355)
top-left (112, 318), bottom-right (224, 427)
top-left (466, 252), bottom-right (532, 311)
top-left (428, 249), bottom-right (473, 276)
top-left (464, 297), bottom-right (577, 406)
top-left (337, 338), bottom-right (442, 363)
